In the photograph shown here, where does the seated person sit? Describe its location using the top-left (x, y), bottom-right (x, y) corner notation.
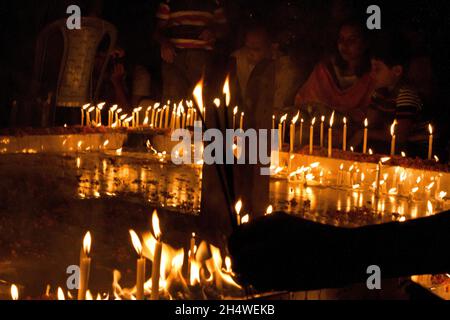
top-left (231, 24), bottom-right (302, 117)
top-left (361, 36), bottom-right (422, 152)
top-left (295, 19), bottom-right (375, 123)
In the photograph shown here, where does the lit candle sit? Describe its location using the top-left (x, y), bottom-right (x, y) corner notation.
top-left (143, 106), bottom-right (151, 126)
top-left (187, 232), bottom-right (196, 281)
top-left (235, 200), bottom-right (242, 226)
top-left (109, 105), bottom-right (118, 127)
top-left (129, 230), bottom-right (145, 300)
top-left (363, 118), bottom-right (368, 154)
top-left (165, 104), bottom-right (170, 128)
top-left (320, 115), bottom-right (325, 148)
top-left (96, 102), bottom-right (105, 125)
top-left (135, 107), bottom-right (142, 127)
top-left (223, 75), bottom-right (231, 108)
top-left (81, 104), bottom-right (90, 126)
top-left (428, 124), bottom-right (433, 160)
top-left (151, 210), bottom-right (162, 300)
top-left (328, 111), bottom-right (335, 158)
top-left (160, 105), bottom-right (166, 129)
top-left (290, 112), bottom-right (299, 153)
top-left (233, 107), bottom-right (238, 129)
top-left (342, 117), bottom-right (347, 151)
top-left (151, 104), bottom-right (158, 128)
top-left (240, 112), bottom-right (244, 130)
top-left (78, 231), bottom-right (92, 300)
top-left (86, 107), bottom-right (95, 126)
top-left (272, 115), bottom-right (275, 130)
top-left (299, 118), bottom-right (304, 146)
top-left (279, 114), bottom-right (287, 151)
top-left (115, 108), bottom-right (122, 124)
top-left (309, 117), bottom-right (316, 155)
top-left (390, 120), bottom-right (397, 156)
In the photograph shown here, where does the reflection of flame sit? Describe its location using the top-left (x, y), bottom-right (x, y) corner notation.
top-left (129, 230), bottom-right (143, 256)
top-left (11, 284), bottom-right (18, 300)
top-left (83, 231), bottom-right (92, 255)
top-left (380, 157), bottom-right (391, 163)
top-left (438, 191), bottom-right (447, 200)
top-left (427, 201), bottom-right (433, 215)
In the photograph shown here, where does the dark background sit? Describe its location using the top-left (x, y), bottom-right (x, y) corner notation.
top-left (0, 0), bottom-right (449, 156)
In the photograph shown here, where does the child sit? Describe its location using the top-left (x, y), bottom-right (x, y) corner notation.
top-left (365, 36), bottom-right (422, 150)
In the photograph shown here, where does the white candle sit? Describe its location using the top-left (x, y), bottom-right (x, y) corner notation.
top-left (81, 104), bottom-right (90, 126)
top-left (342, 117), bottom-right (347, 151)
top-left (363, 118), bottom-right (368, 154)
top-left (328, 111), bottom-right (335, 158)
top-left (428, 124), bottom-right (433, 160)
top-left (233, 107), bottom-right (238, 129)
top-left (320, 115), bottom-right (325, 148)
top-left (309, 117), bottom-right (316, 155)
top-left (151, 210), bottom-right (162, 300)
top-left (299, 118), bottom-right (304, 146)
top-left (129, 230), bottom-right (145, 300)
top-left (78, 231), bottom-right (92, 300)
top-left (290, 112), bottom-right (299, 153)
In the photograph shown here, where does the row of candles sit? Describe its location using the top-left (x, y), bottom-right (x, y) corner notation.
top-left (274, 112), bottom-right (436, 160)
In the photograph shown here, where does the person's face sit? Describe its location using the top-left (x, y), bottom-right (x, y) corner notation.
top-left (337, 25), bottom-right (366, 63)
top-left (370, 59), bottom-right (402, 89)
top-left (245, 31), bottom-right (271, 65)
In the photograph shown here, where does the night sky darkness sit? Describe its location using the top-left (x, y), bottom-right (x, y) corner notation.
top-left (0, 0), bottom-right (449, 156)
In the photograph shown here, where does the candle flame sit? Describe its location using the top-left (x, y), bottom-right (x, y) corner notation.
top-left (434, 155), bottom-right (439, 162)
top-left (83, 231), bottom-right (92, 255)
top-left (265, 205), bottom-right (273, 215)
top-left (428, 123), bottom-right (433, 134)
top-left (97, 102), bottom-right (106, 110)
top-left (401, 151), bottom-right (406, 157)
top-left (213, 98), bottom-right (221, 108)
top-left (329, 111), bottom-right (335, 127)
top-left (233, 106), bottom-right (238, 116)
top-left (11, 284), bottom-right (18, 300)
top-left (292, 111), bottom-right (299, 124)
top-left (343, 117), bottom-right (347, 124)
top-left (235, 199), bottom-right (242, 216)
top-left (193, 80), bottom-right (204, 115)
top-left (364, 118), bottom-right (368, 128)
top-left (368, 148), bottom-right (373, 155)
top-left (152, 210), bottom-right (161, 239)
top-left (280, 113), bottom-right (288, 124)
top-left (129, 229), bottom-right (143, 256)
top-left (241, 214), bottom-right (250, 224)
top-left (87, 106), bottom-right (95, 113)
top-left (321, 115), bottom-right (325, 122)
top-left (380, 157), bottom-right (391, 163)
top-left (390, 119), bottom-right (397, 136)
top-left (57, 287), bottom-right (65, 300)
top-left (111, 104), bottom-right (118, 112)
top-left (223, 75), bottom-right (231, 107)
top-left (311, 117), bottom-right (316, 125)
top-left (82, 104), bottom-right (90, 110)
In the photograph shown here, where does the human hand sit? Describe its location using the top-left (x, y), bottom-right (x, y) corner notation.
top-left (161, 41), bottom-right (176, 63)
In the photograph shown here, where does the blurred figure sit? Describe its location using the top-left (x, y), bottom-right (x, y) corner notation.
top-left (295, 19), bottom-right (375, 123)
top-left (154, 0), bottom-right (228, 102)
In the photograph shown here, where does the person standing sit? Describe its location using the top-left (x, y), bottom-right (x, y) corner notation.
top-left (154, 0), bottom-right (227, 102)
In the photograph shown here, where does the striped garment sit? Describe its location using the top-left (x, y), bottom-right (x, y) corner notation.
top-left (157, 0), bottom-right (226, 50)
top-left (370, 85), bottom-right (422, 119)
